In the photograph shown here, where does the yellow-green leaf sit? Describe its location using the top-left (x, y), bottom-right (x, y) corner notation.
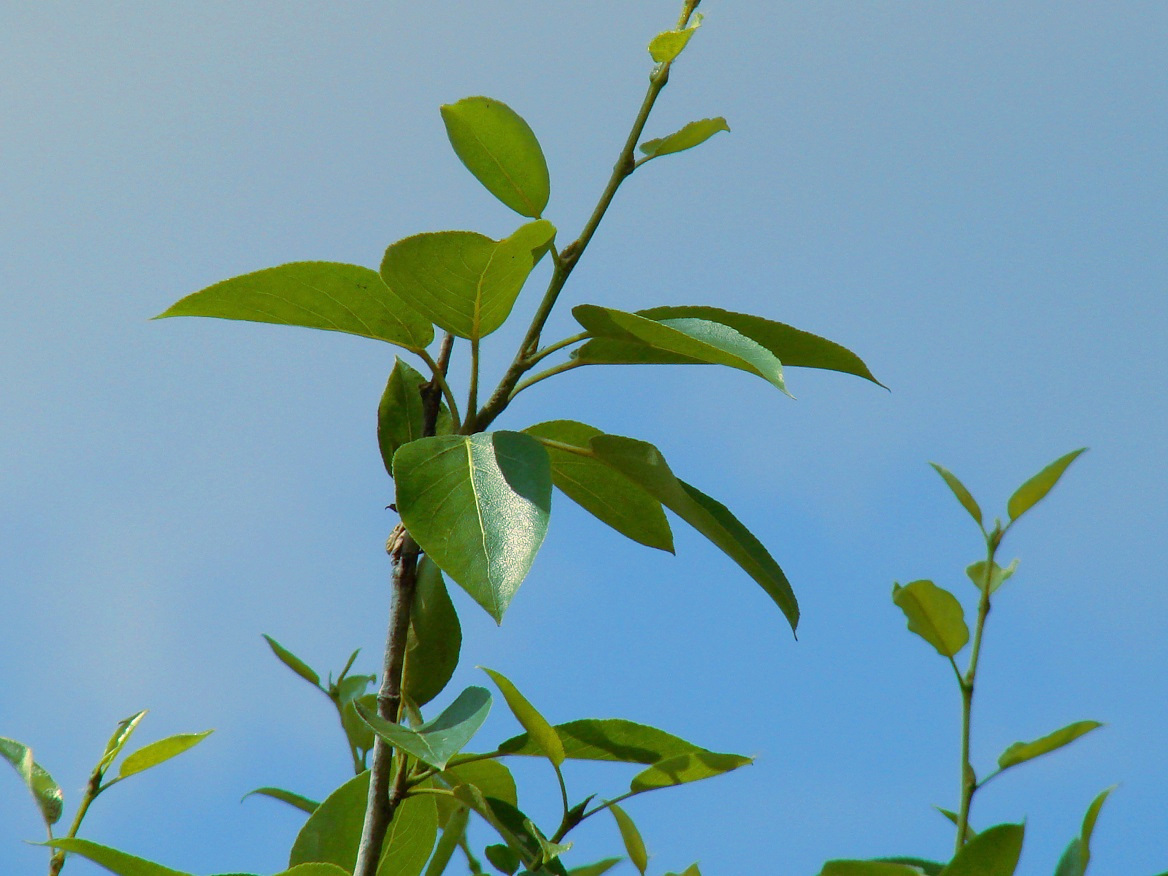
top-left (930, 463), bottom-right (983, 527)
top-left (610, 803), bottom-right (649, 875)
top-left (639, 118), bottom-right (729, 161)
top-left (481, 668), bottom-right (564, 768)
top-left (648, 14), bottom-right (702, 64)
top-left (997, 721), bottom-right (1103, 771)
top-left (892, 580), bottom-right (969, 658)
top-left (117, 730), bottom-right (213, 780)
top-left (1007, 448), bottom-right (1087, 522)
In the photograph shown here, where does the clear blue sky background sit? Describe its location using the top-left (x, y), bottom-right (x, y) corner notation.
top-left (2, 3), bottom-right (1165, 874)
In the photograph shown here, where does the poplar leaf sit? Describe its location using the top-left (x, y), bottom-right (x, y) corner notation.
top-left (262, 635), bottom-right (321, 687)
top-left (629, 750), bottom-right (752, 792)
top-left (404, 557), bottom-right (462, 708)
top-left (117, 730), bottom-right (213, 779)
top-left (41, 838), bottom-right (192, 876)
top-left (892, 580), bottom-right (969, 657)
top-left (498, 718), bottom-right (742, 768)
top-left (1007, 448), bottom-right (1087, 522)
top-left (357, 686), bottom-right (491, 771)
top-left (610, 803), bottom-right (649, 874)
top-left (568, 859), bottom-right (622, 876)
top-left (997, 721), bottom-right (1103, 771)
top-left (819, 863), bottom-right (929, 876)
top-left (965, 559), bottom-right (1018, 595)
top-left (481, 668), bottom-right (565, 768)
top-left (0, 736), bottom-right (63, 827)
top-left (648, 14), bottom-right (703, 63)
top-left (930, 463), bottom-right (983, 527)
top-left (938, 823), bottom-right (1024, 876)
top-left (242, 787), bottom-right (320, 814)
top-left (639, 118), bottom-right (730, 160)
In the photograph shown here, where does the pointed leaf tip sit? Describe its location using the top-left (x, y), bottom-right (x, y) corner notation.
top-left (481, 667), bottom-right (565, 768)
top-left (929, 463), bottom-right (983, 527)
top-left (1007, 448), bottom-right (1087, 522)
top-left (892, 580), bottom-right (969, 658)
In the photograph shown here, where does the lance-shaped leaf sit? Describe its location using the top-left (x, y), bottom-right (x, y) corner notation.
top-left (930, 463), bottom-right (983, 527)
top-left (587, 434), bottom-right (799, 631)
top-left (449, 784), bottom-right (568, 876)
top-left (997, 720), bottom-right (1103, 772)
top-left (242, 786), bottom-right (320, 814)
top-left (664, 867), bottom-right (702, 876)
top-left (1054, 787), bottom-right (1114, 876)
top-left (481, 668), bottom-right (565, 768)
top-left (819, 863), bottom-right (931, 876)
top-left (357, 686), bottom-right (491, 771)
top-left (42, 838), bottom-right (192, 876)
top-left (0, 736), bottom-right (63, 827)
top-left (629, 750), bottom-right (751, 793)
top-left (574, 306), bottom-right (791, 396)
top-left (262, 635), bottom-right (321, 687)
top-left (427, 806), bottom-right (470, 875)
top-left (381, 221), bottom-right (555, 340)
top-left (441, 97), bottom-right (550, 219)
top-left (394, 432), bottom-right (552, 623)
top-left (938, 822), bottom-right (1024, 876)
top-left (499, 717), bottom-right (739, 767)
top-left (404, 557), bottom-right (462, 708)
top-left (639, 118), bottom-right (730, 161)
top-left (965, 559), bottom-right (1018, 595)
top-left (157, 262), bottom-right (433, 352)
top-left (97, 710), bottom-right (148, 775)
top-left (525, 421), bottom-right (673, 552)
top-left (648, 14), bottom-right (702, 63)
top-left (892, 580), bottom-right (969, 658)
top-left (378, 358), bottom-right (453, 478)
top-left (569, 859), bottom-right (622, 876)
top-left (1007, 448), bottom-right (1087, 522)
top-left (117, 730), bottom-right (213, 780)
top-left (609, 803), bottom-right (649, 875)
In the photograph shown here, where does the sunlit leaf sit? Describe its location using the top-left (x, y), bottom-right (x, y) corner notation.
top-left (965, 559), bottom-right (1018, 595)
top-left (42, 838), bottom-right (191, 876)
top-left (98, 711), bottom-right (148, 773)
top-left (819, 863), bottom-right (929, 876)
top-left (404, 557), bottom-right (462, 708)
top-left (0, 736), bottom-right (63, 827)
top-left (481, 668), bottom-right (564, 768)
top-left (262, 635), bottom-right (321, 687)
top-left (929, 463), bottom-right (983, 527)
top-left (116, 730), bottom-right (212, 780)
top-left (440, 756), bottom-right (518, 813)
top-left (630, 750), bottom-right (751, 792)
top-left (1006, 448), bottom-right (1087, 522)
top-left (648, 14), bottom-right (702, 64)
top-left (639, 118), bottom-right (729, 161)
top-left (499, 718), bottom-right (740, 767)
top-left (242, 786), bottom-right (320, 814)
top-left (997, 721), bottom-right (1103, 772)
top-left (358, 686), bottom-right (491, 771)
top-left (876, 860), bottom-right (943, 876)
top-left (274, 866), bottom-right (352, 876)
top-left (378, 791), bottom-right (439, 876)
top-left (610, 803), bottom-right (649, 875)
top-left (938, 823), bottom-right (1024, 876)
top-left (892, 580), bottom-right (969, 658)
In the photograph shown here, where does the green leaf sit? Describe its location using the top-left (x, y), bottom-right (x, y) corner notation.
top-left (1080, 786), bottom-right (1113, 857)
top-left (892, 580), bottom-right (969, 658)
top-left (404, 557), bottom-right (462, 708)
top-left (965, 559), bottom-right (1018, 595)
top-left (876, 860), bottom-right (944, 876)
top-left (157, 262), bottom-right (433, 352)
top-left (648, 14), bottom-right (702, 63)
top-left (377, 793), bottom-right (439, 876)
top-left (929, 463), bottom-right (983, 527)
top-left (262, 635), bottom-right (321, 687)
top-left (574, 306), bottom-right (792, 396)
top-left (425, 806), bottom-right (469, 876)
top-left (42, 838), bottom-right (192, 876)
top-left (341, 693), bottom-right (378, 754)
top-left (274, 866), bottom-right (352, 876)
top-left (629, 750), bottom-right (751, 792)
top-left (242, 786), bottom-right (320, 814)
top-left (610, 803), bottom-right (649, 875)
top-left (97, 711), bottom-right (148, 774)
top-left (524, 420), bottom-right (673, 552)
top-left (633, 305), bottom-right (882, 385)
top-left (0, 736), bottom-right (64, 827)
top-left (394, 432), bottom-right (552, 623)
top-left (449, 785), bottom-right (567, 876)
top-left (441, 97), bottom-right (551, 219)
top-left (117, 730), bottom-right (213, 780)
top-left (440, 756), bottom-right (518, 812)
top-left (498, 717), bottom-right (741, 767)
top-left (381, 221), bottom-right (555, 341)
top-left (357, 686), bottom-right (491, 771)
top-left (939, 823), bottom-right (1024, 876)
top-left (587, 434), bottom-right (799, 632)
top-left (379, 358), bottom-right (435, 479)
top-left (935, 808), bottom-right (975, 838)
top-left (480, 668), bottom-right (565, 768)
top-left (1055, 786), bottom-right (1114, 876)
top-left (639, 118), bottom-right (730, 161)
top-left (664, 867), bottom-right (702, 876)
top-left (486, 843), bottom-right (522, 875)
top-left (568, 859), bottom-right (622, 876)
top-left (1007, 448), bottom-right (1087, 522)
top-left (997, 720), bottom-right (1103, 772)
top-left (819, 864), bottom-right (929, 876)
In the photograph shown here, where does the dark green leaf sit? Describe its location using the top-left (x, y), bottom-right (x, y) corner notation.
top-left (116, 730), bottom-right (212, 780)
top-left (630, 750), bottom-right (752, 792)
top-left (0, 736), bottom-right (63, 827)
top-left (588, 434), bottom-right (798, 632)
top-left (1054, 840), bottom-right (1086, 876)
top-left (876, 860), bottom-right (944, 876)
top-left (404, 557), bottom-right (462, 708)
top-left (357, 686), bottom-right (492, 771)
top-left (997, 721), bottom-right (1103, 771)
top-left (394, 432), bottom-right (552, 623)
top-left (1007, 449), bottom-right (1087, 522)
top-left (481, 668), bottom-right (565, 768)
top-left (524, 420), bottom-right (673, 553)
top-left (929, 463), bottom-right (983, 527)
top-left (377, 792), bottom-right (439, 876)
top-left (450, 785), bottom-right (568, 876)
top-left (499, 718), bottom-right (739, 766)
top-left (441, 97), bottom-right (550, 218)
top-left (98, 711), bottom-right (148, 773)
top-left (639, 118), bottom-right (729, 161)
top-left (892, 580), bottom-right (969, 658)
top-left (263, 635), bottom-right (321, 687)
top-left (819, 864), bottom-right (927, 876)
top-left (379, 358), bottom-right (427, 478)
top-left (381, 221), bottom-right (555, 340)
top-left (341, 693), bottom-right (378, 754)
top-left (567, 859), bottom-right (622, 876)
top-left (242, 786), bottom-right (320, 814)
top-left (965, 559), bottom-right (1018, 595)
top-left (610, 803), bottom-right (649, 875)
top-left (486, 844), bottom-right (522, 875)
top-left (157, 262), bottom-right (433, 352)
top-left (938, 823), bottom-right (1024, 876)
top-left (42, 838), bottom-right (191, 876)
top-left (648, 15), bottom-right (702, 63)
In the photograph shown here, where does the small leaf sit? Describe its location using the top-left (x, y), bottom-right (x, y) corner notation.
top-left (117, 730), bottom-right (213, 780)
top-left (892, 580), bottom-right (969, 658)
top-left (567, 859), bottom-right (622, 876)
top-left (1080, 786), bottom-right (1114, 857)
top-left (997, 721), bottom-right (1103, 772)
top-left (630, 750), bottom-right (751, 792)
top-left (157, 262), bottom-right (433, 352)
top-left (441, 97), bottom-right (551, 218)
top-left (935, 808), bottom-right (976, 838)
top-left (930, 463), bottom-right (983, 527)
top-left (819, 863), bottom-right (929, 876)
top-left (381, 221), bottom-right (555, 341)
top-left (274, 866), bottom-right (353, 876)
top-left (481, 668), bottom-right (565, 768)
top-left (378, 359), bottom-right (428, 478)
top-left (394, 432), bottom-right (552, 623)
top-left (263, 635), bottom-right (321, 687)
top-left (664, 867), bottom-right (702, 876)
top-left (98, 711), bottom-right (148, 773)
top-left (610, 803), bottom-right (649, 875)
top-left (0, 736), bottom-right (64, 827)
top-left (341, 693), bottom-right (378, 754)
top-left (439, 756), bottom-right (518, 812)
top-left (242, 787), bottom-right (320, 814)
top-left (498, 717), bottom-right (740, 767)
top-left (938, 823), bottom-right (1024, 876)
top-left (404, 557), bottom-right (462, 708)
top-left (648, 14), bottom-right (702, 63)
top-left (965, 559), bottom-right (1018, 595)
top-left (357, 686), bottom-right (491, 771)
top-left (1055, 786), bottom-right (1115, 876)
top-left (1007, 448), bottom-right (1087, 522)
top-left (449, 785), bottom-right (568, 876)
top-left (639, 118), bottom-right (730, 160)
top-left (42, 838), bottom-right (192, 876)
top-left (876, 860), bottom-right (943, 876)
top-left (486, 844), bottom-right (522, 875)
top-left (524, 420), bottom-right (673, 553)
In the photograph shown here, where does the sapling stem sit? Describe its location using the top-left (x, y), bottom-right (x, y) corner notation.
top-left (47, 768), bottom-right (101, 876)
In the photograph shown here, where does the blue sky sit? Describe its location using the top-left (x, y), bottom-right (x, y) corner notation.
top-left (2, 2), bottom-right (1166, 874)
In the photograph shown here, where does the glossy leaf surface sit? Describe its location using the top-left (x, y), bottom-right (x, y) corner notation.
top-left (610, 803), bottom-right (648, 875)
top-left (481, 667), bottom-right (565, 767)
top-left (381, 222), bottom-right (554, 340)
top-left (242, 786), bottom-right (320, 814)
top-left (629, 750), bottom-right (751, 792)
top-left (43, 838), bottom-right (190, 876)
top-left (158, 262), bottom-right (433, 352)
top-left (524, 420), bottom-right (673, 552)
top-left (404, 558), bottom-right (462, 708)
top-left (262, 635), bottom-right (321, 687)
top-left (965, 559), bottom-right (1018, 595)
top-left (357, 686), bottom-right (491, 770)
top-left (394, 432), bottom-right (552, 622)
top-left (938, 823), bottom-right (1024, 876)
top-left (930, 463), bottom-right (983, 527)
top-left (639, 118), bottom-right (729, 160)
top-left (499, 718), bottom-right (738, 766)
top-left (117, 730), bottom-right (213, 779)
top-left (892, 580), bottom-right (969, 657)
top-left (0, 736), bottom-right (63, 826)
top-left (997, 721), bottom-right (1103, 771)
top-left (1007, 448), bottom-right (1087, 522)
top-left (98, 711), bottom-right (148, 773)
top-left (441, 97), bottom-right (550, 218)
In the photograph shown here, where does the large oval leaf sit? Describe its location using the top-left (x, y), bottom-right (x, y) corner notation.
top-left (157, 262), bottom-right (433, 352)
top-left (440, 97), bottom-right (550, 218)
top-left (381, 221), bottom-right (554, 341)
top-left (42, 838), bottom-right (191, 876)
top-left (404, 558), bottom-right (462, 708)
top-left (939, 823), bottom-right (1024, 876)
top-left (892, 580), bottom-right (969, 658)
top-left (394, 432), bottom-right (552, 623)
top-left (357, 686), bottom-right (492, 771)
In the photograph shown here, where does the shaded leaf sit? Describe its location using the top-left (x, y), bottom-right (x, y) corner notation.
top-left (341, 693), bottom-right (378, 754)
top-left (263, 635), bottom-right (321, 687)
top-left (965, 559), bottom-right (1018, 595)
top-left (610, 803), bottom-right (649, 875)
top-left (378, 792), bottom-right (439, 876)
top-left (357, 686), bottom-right (491, 771)
top-left (381, 221), bottom-right (555, 340)
top-left (158, 262), bottom-right (433, 352)
top-left (1007, 448), bottom-right (1087, 522)
top-left (394, 432), bottom-right (552, 623)
top-left (938, 823), bottom-right (1024, 876)
top-left (378, 359), bottom-right (427, 478)
top-left (242, 786), bottom-right (320, 814)
top-left (404, 557), bottom-right (462, 708)
top-left (639, 118), bottom-right (729, 161)
top-left (42, 838), bottom-right (191, 876)
top-left (648, 14), bottom-right (702, 63)
top-left (440, 756), bottom-right (518, 810)
top-left (567, 859), bottom-right (622, 876)
top-left (524, 420), bottom-right (673, 552)
top-left (0, 736), bottom-right (63, 826)
top-left (441, 97), bottom-right (550, 218)
top-left (997, 721), bottom-right (1103, 772)
top-left (499, 718), bottom-right (738, 767)
top-left (117, 730), bottom-right (213, 780)
top-left (486, 843), bottom-right (522, 875)
top-left (930, 463), bottom-right (983, 527)
top-left (630, 750), bottom-right (751, 792)
top-left (1056, 786), bottom-right (1114, 876)
top-left (450, 784), bottom-right (567, 876)
top-left (892, 581), bottom-right (969, 657)
top-left (481, 668), bottom-right (565, 768)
